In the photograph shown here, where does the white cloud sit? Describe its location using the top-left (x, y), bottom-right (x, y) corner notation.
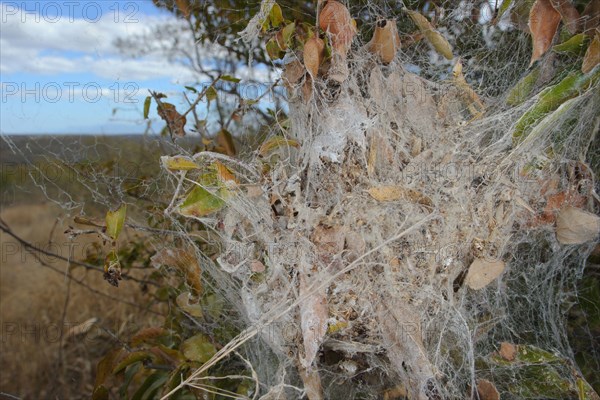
top-left (0, 2), bottom-right (200, 82)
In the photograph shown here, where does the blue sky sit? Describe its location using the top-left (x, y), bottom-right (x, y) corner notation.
top-left (0, 1), bottom-right (273, 135)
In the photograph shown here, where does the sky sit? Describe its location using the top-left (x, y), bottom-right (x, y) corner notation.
top-left (0, 0), bottom-right (272, 135)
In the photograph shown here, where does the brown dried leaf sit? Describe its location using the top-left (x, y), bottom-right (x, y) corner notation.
top-left (157, 102), bottom-right (186, 137)
top-left (319, 0), bottom-right (356, 57)
top-left (302, 76), bottom-right (313, 101)
top-left (465, 258), bottom-right (505, 290)
top-left (499, 341), bottom-right (517, 361)
top-left (556, 206), bottom-right (600, 244)
top-left (529, 0), bottom-right (562, 66)
top-left (550, 0), bottom-right (580, 34)
top-left (476, 379), bottom-right (500, 400)
top-left (367, 185), bottom-right (432, 206)
top-left (582, 30), bottom-right (600, 73)
top-left (151, 248), bottom-right (202, 296)
top-left (367, 19), bottom-right (401, 64)
top-left (298, 272), bottom-right (328, 370)
top-left (304, 36), bottom-right (325, 78)
top-left (452, 59), bottom-right (486, 116)
top-left (282, 60), bottom-right (305, 89)
top-left (582, 0), bottom-right (600, 34)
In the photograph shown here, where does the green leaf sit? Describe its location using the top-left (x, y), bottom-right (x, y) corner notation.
top-left (269, 3), bottom-right (284, 28)
top-left (496, 0), bottom-right (513, 22)
top-left (184, 85), bottom-right (197, 93)
top-left (220, 75), bottom-right (241, 83)
top-left (506, 67), bottom-right (540, 106)
top-left (282, 22), bottom-right (296, 48)
top-left (178, 185), bottom-right (227, 218)
top-left (181, 333), bottom-right (216, 363)
top-left (512, 69), bottom-right (600, 143)
top-left (205, 86), bottom-right (218, 102)
top-left (105, 204), bottom-right (127, 241)
top-left (553, 33), bottom-right (587, 55)
top-left (266, 37), bottom-right (284, 60)
top-left (113, 351), bottom-right (154, 374)
top-left (91, 385), bottom-right (109, 400)
top-left (131, 372), bottom-right (169, 400)
top-left (161, 156), bottom-right (199, 171)
top-left (143, 96), bottom-right (152, 119)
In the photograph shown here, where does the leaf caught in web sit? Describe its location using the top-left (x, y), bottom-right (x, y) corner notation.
top-left (465, 258), bottom-right (505, 290)
top-left (405, 9), bottom-right (453, 60)
top-left (582, 30), bottom-right (600, 73)
top-left (216, 128), bottom-right (236, 156)
top-left (161, 156), bottom-right (199, 171)
top-left (259, 136), bottom-right (300, 156)
top-left (105, 204), bottom-right (126, 241)
top-left (178, 184), bottom-right (227, 218)
top-left (181, 333), bottom-right (216, 363)
top-left (157, 102), bottom-right (186, 138)
top-left (528, 0), bottom-right (561, 66)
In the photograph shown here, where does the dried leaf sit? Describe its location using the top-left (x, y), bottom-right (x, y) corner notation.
top-left (250, 260), bottom-right (265, 273)
top-left (105, 204), bottom-right (126, 241)
top-left (157, 102), bottom-right (186, 137)
top-left (477, 379), bottom-right (500, 400)
top-left (175, 0), bottom-right (191, 19)
top-left (216, 128), bottom-right (236, 156)
top-left (367, 19), bottom-right (401, 64)
top-left (529, 0), bottom-right (562, 66)
top-left (500, 341), bottom-right (517, 361)
top-left (298, 271), bottom-right (328, 370)
top-left (452, 59), bottom-right (485, 115)
top-left (405, 9), bottom-right (454, 60)
top-left (465, 258), bottom-right (506, 290)
top-left (304, 36), bottom-right (325, 78)
top-left (259, 136), bottom-right (300, 156)
top-left (556, 206), bottom-right (600, 244)
top-left (151, 248), bottom-right (203, 295)
top-left (319, 0), bottom-right (356, 57)
top-left (582, 30), bottom-right (600, 73)
top-left (367, 185), bottom-right (432, 206)
top-left (214, 161), bottom-right (238, 184)
top-left (550, 0), bottom-right (580, 34)
top-left (582, 0), bottom-right (600, 34)
top-left (302, 76), bottom-right (314, 101)
top-left (64, 317), bottom-right (98, 342)
top-left (282, 60), bottom-right (305, 89)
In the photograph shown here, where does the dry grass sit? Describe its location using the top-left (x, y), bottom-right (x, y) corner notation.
top-left (0, 202), bottom-right (159, 399)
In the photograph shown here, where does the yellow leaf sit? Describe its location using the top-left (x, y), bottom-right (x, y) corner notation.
top-left (105, 204), bottom-right (126, 241)
top-left (405, 9), bottom-right (453, 60)
top-left (213, 161), bottom-right (238, 184)
top-left (161, 156), bottom-right (199, 171)
top-left (529, 0), bottom-right (562, 66)
top-left (259, 136), bottom-right (300, 156)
